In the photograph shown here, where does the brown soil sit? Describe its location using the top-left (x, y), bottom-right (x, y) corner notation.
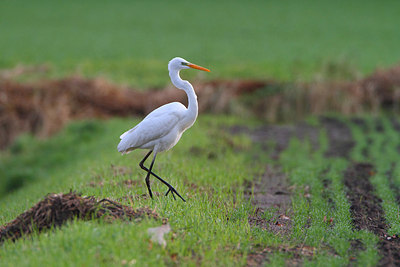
top-left (378, 237), bottom-right (400, 267)
top-left (320, 116), bottom-right (354, 158)
top-left (344, 163), bottom-right (385, 235)
top-left (350, 117), bottom-right (370, 133)
top-left (375, 118), bottom-right (384, 132)
top-left (230, 125), bottom-right (292, 160)
top-left (245, 165), bottom-right (292, 235)
top-left (242, 135), bottom-right (296, 265)
top-left (390, 118), bottom-right (400, 132)
top-left (238, 123), bottom-right (319, 266)
top-left (231, 122), bottom-right (319, 160)
top-left (244, 117), bottom-right (400, 265)
top-left (247, 244), bottom-right (315, 267)
top-left (0, 192), bottom-right (159, 244)
top-left (343, 163), bottom-right (400, 266)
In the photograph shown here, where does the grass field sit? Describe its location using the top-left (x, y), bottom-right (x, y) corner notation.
top-left (0, 116), bottom-right (260, 266)
top-left (1, 116), bottom-right (400, 266)
top-left (1, 0), bottom-right (400, 86)
top-left (1, 1), bottom-right (400, 266)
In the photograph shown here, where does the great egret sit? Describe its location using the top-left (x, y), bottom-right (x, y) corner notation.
top-left (117, 57), bottom-right (210, 202)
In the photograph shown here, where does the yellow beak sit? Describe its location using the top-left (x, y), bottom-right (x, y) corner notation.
top-left (187, 63), bottom-right (211, 72)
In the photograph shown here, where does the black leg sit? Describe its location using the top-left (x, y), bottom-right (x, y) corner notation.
top-left (140, 151), bottom-right (154, 198)
top-left (139, 151), bottom-right (186, 202)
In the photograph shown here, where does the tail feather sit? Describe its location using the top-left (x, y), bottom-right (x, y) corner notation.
top-left (117, 137), bottom-right (136, 154)
top-left (120, 125), bottom-right (138, 140)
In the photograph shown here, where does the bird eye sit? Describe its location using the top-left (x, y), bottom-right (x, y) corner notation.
top-left (181, 62), bottom-right (187, 66)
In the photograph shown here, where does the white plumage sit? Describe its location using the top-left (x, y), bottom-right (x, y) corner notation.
top-left (117, 57), bottom-right (210, 201)
top-left (118, 102), bottom-right (186, 154)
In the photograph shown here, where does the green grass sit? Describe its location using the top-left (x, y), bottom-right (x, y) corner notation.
top-left (2, 114), bottom-right (400, 265)
top-left (272, 117), bottom-right (400, 266)
top-left (0, 115), bottom-right (262, 266)
top-left (1, 0), bottom-right (400, 264)
top-left (1, 0), bottom-right (400, 86)
top-left (349, 116), bottom-right (400, 235)
top-left (278, 134), bottom-right (360, 266)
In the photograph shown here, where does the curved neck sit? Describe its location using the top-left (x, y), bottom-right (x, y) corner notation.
top-left (169, 69), bottom-right (198, 128)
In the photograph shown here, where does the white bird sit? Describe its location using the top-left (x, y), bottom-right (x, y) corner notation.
top-left (117, 57), bottom-right (210, 202)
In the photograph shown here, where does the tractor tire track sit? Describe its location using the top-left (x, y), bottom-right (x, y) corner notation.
top-left (344, 163), bottom-right (386, 235)
top-left (239, 123), bottom-right (319, 266)
top-left (344, 163), bottom-right (400, 266)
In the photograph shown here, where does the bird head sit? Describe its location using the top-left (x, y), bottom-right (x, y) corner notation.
top-left (168, 57), bottom-right (210, 73)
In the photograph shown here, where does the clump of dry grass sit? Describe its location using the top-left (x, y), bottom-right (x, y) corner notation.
top-left (1, 64), bottom-right (400, 147)
top-left (0, 192), bottom-right (159, 244)
top-left (0, 75), bottom-right (265, 148)
top-left (241, 65), bottom-right (400, 122)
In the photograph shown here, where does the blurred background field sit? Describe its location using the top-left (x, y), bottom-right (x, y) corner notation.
top-left (1, 0), bottom-right (400, 86)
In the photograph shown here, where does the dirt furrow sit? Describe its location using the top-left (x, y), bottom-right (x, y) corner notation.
top-left (320, 116), bottom-right (354, 158)
top-left (231, 122), bottom-right (319, 160)
top-left (245, 165), bottom-right (302, 266)
top-left (241, 123), bottom-right (319, 266)
top-left (390, 118), bottom-right (400, 132)
top-left (344, 163), bottom-right (385, 234)
top-left (245, 165), bottom-right (292, 234)
top-left (343, 163), bottom-right (400, 266)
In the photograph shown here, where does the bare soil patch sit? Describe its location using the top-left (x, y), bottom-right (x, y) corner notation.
top-left (390, 118), bottom-right (400, 132)
top-left (378, 237), bottom-right (400, 267)
top-left (247, 244), bottom-right (315, 267)
top-left (350, 117), bottom-right (370, 133)
top-left (343, 163), bottom-right (400, 266)
top-left (239, 122), bottom-right (320, 266)
top-left (375, 118), bottom-right (384, 132)
top-left (231, 122), bottom-right (319, 160)
top-left (320, 116), bottom-right (354, 158)
top-left (0, 192), bottom-right (159, 244)
top-left (245, 165), bottom-right (292, 234)
top-left (344, 163), bottom-right (385, 235)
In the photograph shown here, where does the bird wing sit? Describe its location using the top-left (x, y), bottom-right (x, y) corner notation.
top-left (120, 102), bottom-right (184, 140)
top-left (118, 102), bottom-right (186, 152)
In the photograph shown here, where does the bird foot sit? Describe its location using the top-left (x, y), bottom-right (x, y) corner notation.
top-left (165, 187), bottom-right (186, 202)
